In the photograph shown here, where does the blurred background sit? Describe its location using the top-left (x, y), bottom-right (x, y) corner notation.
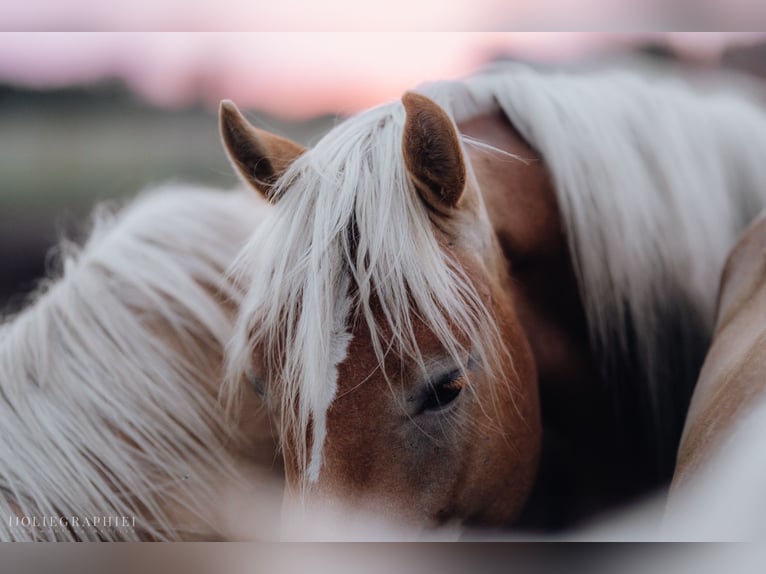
top-left (2, 32), bottom-right (766, 310)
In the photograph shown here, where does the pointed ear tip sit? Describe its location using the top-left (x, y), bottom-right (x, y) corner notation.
top-left (401, 92), bottom-right (449, 122)
top-left (401, 91), bottom-right (426, 110)
top-left (219, 99), bottom-right (241, 119)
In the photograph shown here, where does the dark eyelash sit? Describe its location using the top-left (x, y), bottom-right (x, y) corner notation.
top-left (419, 369), bottom-right (463, 414)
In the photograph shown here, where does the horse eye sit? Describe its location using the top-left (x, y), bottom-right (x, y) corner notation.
top-left (246, 370), bottom-right (266, 398)
top-left (419, 370), bottom-right (463, 414)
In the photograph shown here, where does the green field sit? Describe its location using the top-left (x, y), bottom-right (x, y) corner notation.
top-left (0, 82), bottom-right (335, 307)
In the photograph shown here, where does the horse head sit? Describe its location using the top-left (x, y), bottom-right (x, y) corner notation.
top-left (222, 93), bottom-right (541, 528)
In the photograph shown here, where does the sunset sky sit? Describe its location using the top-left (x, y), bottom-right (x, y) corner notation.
top-left (5, 0), bottom-right (765, 31)
top-left (0, 33), bottom-right (763, 118)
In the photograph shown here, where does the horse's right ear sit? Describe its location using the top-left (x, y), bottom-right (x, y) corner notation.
top-left (219, 100), bottom-right (306, 202)
top-left (401, 92), bottom-right (466, 212)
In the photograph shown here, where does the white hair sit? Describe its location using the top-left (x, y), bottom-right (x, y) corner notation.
top-left (228, 62), bottom-right (766, 485)
top-left (0, 184), bottom-right (269, 540)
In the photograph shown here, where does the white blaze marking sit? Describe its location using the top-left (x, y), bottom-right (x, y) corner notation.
top-left (307, 288), bottom-right (353, 483)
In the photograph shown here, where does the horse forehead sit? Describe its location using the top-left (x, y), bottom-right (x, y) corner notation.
top-left (336, 311), bottom-right (444, 384)
top-left (333, 263), bottom-right (488, 397)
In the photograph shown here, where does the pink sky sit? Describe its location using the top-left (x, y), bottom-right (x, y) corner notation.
top-left (0, 33), bottom-right (762, 118)
top-left (5, 0), bottom-right (766, 31)
top-left (0, 0), bottom-right (663, 31)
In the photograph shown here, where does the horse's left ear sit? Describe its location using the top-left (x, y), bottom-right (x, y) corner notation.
top-left (402, 91), bottom-right (466, 210)
top-left (219, 100), bottom-right (306, 202)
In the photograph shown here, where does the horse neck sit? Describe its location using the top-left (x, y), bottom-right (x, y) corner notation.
top-left (459, 107), bottom-right (605, 408)
top-left (457, 111), bottom-right (658, 521)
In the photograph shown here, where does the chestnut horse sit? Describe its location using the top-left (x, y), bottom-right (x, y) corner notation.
top-left (0, 185), bottom-right (281, 540)
top-left (222, 64), bottom-right (766, 530)
top-left (664, 213), bottom-right (766, 539)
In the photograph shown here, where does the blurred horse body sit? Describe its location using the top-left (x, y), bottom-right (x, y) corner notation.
top-left (222, 63), bottom-right (766, 529)
top-left (665, 213), bottom-right (766, 539)
top-left (0, 185), bottom-right (280, 541)
top-left (584, 210), bottom-right (766, 539)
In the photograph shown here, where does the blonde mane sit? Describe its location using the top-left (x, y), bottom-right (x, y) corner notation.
top-left (472, 64), bottom-right (766, 471)
top-left (229, 62), bottom-right (766, 484)
top-left (0, 184), bottom-right (267, 540)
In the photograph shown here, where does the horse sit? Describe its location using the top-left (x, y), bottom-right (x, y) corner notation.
top-left (663, 212), bottom-right (766, 539)
top-left (0, 184), bottom-right (282, 541)
top-left (221, 62), bottom-right (766, 530)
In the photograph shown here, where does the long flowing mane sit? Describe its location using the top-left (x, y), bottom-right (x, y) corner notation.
top-left (228, 63), bottom-right (766, 484)
top-left (0, 185), bottom-right (266, 540)
top-left (470, 64), bottom-right (766, 474)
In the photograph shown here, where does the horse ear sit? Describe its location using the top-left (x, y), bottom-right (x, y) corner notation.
top-left (219, 100), bottom-right (306, 202)
top-left (401, 91), bottom-right (466, 210)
